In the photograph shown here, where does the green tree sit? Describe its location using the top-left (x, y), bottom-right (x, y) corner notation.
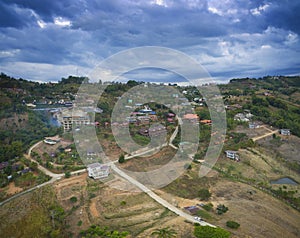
top-left (118, 154), bottom-right (125, 164)
top-left (65, 171), bottom-right (71, 178)
top-left (194, 225), bottom-right (230, 238)
top-left (151, 227), bottom-right (177, 238)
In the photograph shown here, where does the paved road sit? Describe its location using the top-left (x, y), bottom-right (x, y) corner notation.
top-left (1, 136), bottom-right (217, 228)
top-left (125, 143), bottom-right (168, 160)
top-left (169, 125), bottom-right (179, 149)
top-left (111, 163), bottom-right (215, 227)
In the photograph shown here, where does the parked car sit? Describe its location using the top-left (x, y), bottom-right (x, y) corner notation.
top-left (194, 216), bottom-right (202, 221)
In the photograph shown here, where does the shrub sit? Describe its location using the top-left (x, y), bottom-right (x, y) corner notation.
top-left (226, 220), bottom-right (240, 229)
top-left (194, 225), bottom-right (230, 238)
top-left (217, 204), bottom-right (228, 215)
top-left (70, 196), bottom-right (78, 203)
top-left (198, 188), bottom-right (211, 201)
top-left (202, 203), bottom-right (213, 211)
top-left (65, 171), bottom-right (71, 178)
top-left (118, 154), bottom-right (125, 163)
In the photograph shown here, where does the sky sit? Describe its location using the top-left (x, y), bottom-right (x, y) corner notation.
top-left (0, 0), bottom-right (299, 83)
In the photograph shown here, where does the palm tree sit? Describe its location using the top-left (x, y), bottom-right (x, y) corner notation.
top-left (151, 227), bottom-right (177, 238)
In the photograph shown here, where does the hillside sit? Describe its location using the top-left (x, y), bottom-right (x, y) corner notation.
top-left (0, 73), bottom-right (300, 237)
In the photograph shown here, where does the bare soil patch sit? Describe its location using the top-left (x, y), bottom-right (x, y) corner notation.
top-left (6, 182), bottom-right (23, 195)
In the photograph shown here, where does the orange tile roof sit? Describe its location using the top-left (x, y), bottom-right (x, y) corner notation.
top-left (183, 114), bottom-right (199, 120)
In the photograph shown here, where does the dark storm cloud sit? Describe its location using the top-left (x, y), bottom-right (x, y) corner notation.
top-left (0, 0), bottom-right (299, 82)
top-left (0, 1), bottom-right (38, 28)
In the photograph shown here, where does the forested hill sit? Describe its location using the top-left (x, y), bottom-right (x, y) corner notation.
top-left (220, 75), bottom-right (300, 137)
top-left (0, 73), bottom-right (87, 162)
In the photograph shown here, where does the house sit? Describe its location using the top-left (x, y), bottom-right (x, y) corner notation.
top-left (87, 149), bottom-right (97, 159)
top-left (183, 114), bottom-right (199, 123)
top-left (280, 129), bottom-right (291, 136)
top-left (249, 122), bottom-right (260, 129)
top-left (234, 112), bottom-right (253, 122)
top-left (87, 163), bottom-right (110, 179)
top-left (139, 105), bottom-right (153, 114)
top-left (167, 117), bottom-right (174, 123)
top-left (0, 161), bottom-right (9, 171)
top-left (139, 125), bottom-right (166, 137)
top-left (225, 104), bottom-right (242, 110)
top-left (44, 136), bottom-right (61, 145)
top-left (184, 206), bottom-right (200, 215)
top-left (200, 119), bottom-right (212, 125)
top-left (26, 103), bottom-right (36, 108)
top-left (225, 150), bottom-right (240, 161)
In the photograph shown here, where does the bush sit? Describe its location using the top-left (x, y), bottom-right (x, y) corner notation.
top-left (202, 203), bottom-right (213, 211)
top-left (70, 196), bottom-right (78, 203)
top-left (217, 204), bottom-right (228, 215)
top-left (198, 188), bottom-right (211, 201)
top-left (194, 225), bottom-right (230, 238)
top-left (118, 154), bottom-right (125, 163)
top-left (65, 171), bottom-right (71, 178)
top-left (226, 220), bottom-right (240, 229)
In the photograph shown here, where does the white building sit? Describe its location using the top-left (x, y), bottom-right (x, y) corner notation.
top-left (249, 122), bottom-right (260, 129)
top-left (225, 150), bottom-right (240, 161)
top-left (234, 111), bottom-right (253, 122)
top-left (87, 163), bottom-right (110, 179)
top-left (280, 129), bottom-right (291, 136)
top-left (44, 136), bottom-right (61, 145)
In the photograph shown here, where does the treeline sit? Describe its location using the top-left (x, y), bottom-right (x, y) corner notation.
top-left (244, 95), bottom-right (300, 137)
top-left (0, 111), bottom-right (62, 159)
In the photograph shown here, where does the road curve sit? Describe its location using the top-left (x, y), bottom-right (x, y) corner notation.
top-left (111, 163), bottom-right (215, 227)
top-left (0, 139), bottom-right (87, 206)
top-left (2, 138), bottom-right (217, 228)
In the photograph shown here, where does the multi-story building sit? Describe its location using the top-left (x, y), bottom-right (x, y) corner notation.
top-left (59, 109), bottom-right (91, 132)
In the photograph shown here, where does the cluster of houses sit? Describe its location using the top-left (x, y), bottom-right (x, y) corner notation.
top-left (234, 111), bottom-right (253, 122)
top-left (139, 125), bottom-right (166, 137)
top-left (0, 161), bottom-right (32, 180)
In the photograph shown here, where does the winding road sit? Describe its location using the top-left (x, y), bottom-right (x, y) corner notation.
top-left (0, 135), bottom-right (216, 227)
top-left (0, 140), bottom-right (86, 206)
